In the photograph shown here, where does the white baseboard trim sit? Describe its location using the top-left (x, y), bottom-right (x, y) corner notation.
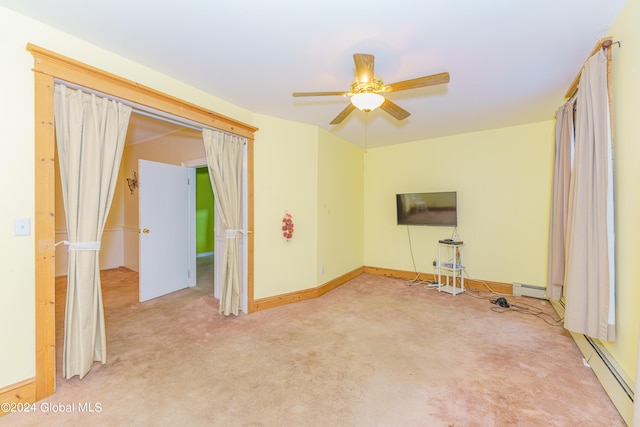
top-left (197, 252), bottom-right (214, 258)
top-left (549, 299), bottom-right (634, 425)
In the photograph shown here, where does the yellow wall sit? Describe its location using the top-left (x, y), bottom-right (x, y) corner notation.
top-left (605, 0), bottom-right (640, 382)
top-left (252, 114), bottom-right (320, 298)
top-left (364, 121), bottom-right (553, 287)
top-left (251, 116), bottom-right (364, 298)
top-left (0, 8), bottom-right (36, 387)
top-left (317, 129), bottom-right (365, 282)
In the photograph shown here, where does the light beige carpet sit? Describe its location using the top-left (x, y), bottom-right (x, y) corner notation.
top-left (2, 268), bottom-right (625, 426)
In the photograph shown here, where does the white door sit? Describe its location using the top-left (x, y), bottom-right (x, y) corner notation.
top-left (139, 159), bottom-right (190, 302)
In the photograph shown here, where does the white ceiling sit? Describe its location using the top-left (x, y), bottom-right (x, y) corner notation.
top-left (1, 0), bottom-right (627, 148)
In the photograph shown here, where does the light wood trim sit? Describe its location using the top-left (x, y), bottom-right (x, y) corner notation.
top-left (252, 287), bottom-right (319, 312)
top-left (27, 43), bottom-right (258, 139)
top-left (29, 44), bottom-right (257, 402)
top-left (252, 265), bottom-right (513, 313)
top-left (317, 267), bottom-right (364, 297)
top-left (251, 267), bottom-right (365, 312)
top-left (246, 138), bottom-right (255, 312)
top-left (364, 266), bottom-right (514, 295)
top-left (33, 71), bottom-right (56, 400)
top-left (364, 265), bottom-right (427, 281)
top-left (564, 37), bottom-right (613, 100)
top-left (0, 379), bottom-right (36, 417)
top-left (464, 278), bottom-right (513, 295)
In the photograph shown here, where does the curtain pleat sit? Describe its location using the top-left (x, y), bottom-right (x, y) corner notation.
top-left (547, 101), bottom-right (573, 300)
top-left (563, 50), bottom-right (615, 342)
top-left (54, 84), bottom-right (131, 378)
top-left (202, 129), bottom-right (245, 316)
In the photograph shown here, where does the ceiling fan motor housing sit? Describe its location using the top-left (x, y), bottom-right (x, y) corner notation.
top-left (350, 79), bottom-right (386, 95)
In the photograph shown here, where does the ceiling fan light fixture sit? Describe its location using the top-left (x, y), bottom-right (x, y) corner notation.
top-left (350, 92), bottom-right (384, 112)
top-left (293, 53), bottom-right (449, 124)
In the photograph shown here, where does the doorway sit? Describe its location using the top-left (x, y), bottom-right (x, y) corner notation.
top-left (31, 43), bottom-right (257, 400)
top-left (53, 113), bottom-right (219, 301)
top-left (195, 166), bottom-right (215, 295)
top-left (182, 152), bottom-right (249, 311)
top-left (120, 114), bottom-right (251, 305)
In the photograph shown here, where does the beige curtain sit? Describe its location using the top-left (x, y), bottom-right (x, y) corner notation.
top-left (547, 101), bottom-right (574, 300)
top-left (54, 84), bottom-right (131, 378)
top-left (202, 128), bottom-right (246, 316)
top-left (563, 50), bottom-right (616, 342)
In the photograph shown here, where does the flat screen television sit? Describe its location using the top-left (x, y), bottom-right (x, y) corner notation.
top-left (396, 192), bottom-right (457, 226)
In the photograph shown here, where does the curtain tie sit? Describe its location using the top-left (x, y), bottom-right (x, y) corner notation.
top-left (224, 229), bottom-right (249, 239)
top-left (54, 240), bottom-right (102, 251)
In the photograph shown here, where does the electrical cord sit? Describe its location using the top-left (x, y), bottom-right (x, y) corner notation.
top-left (437, 265), bottom-right (510, 296)
top-left (406, 275), bottom-right (429, 287)
top-left (405, 236), bottom-right (562, 326)
top-left (462, 268), bottom-right (512, 296)
top-left (424, 262), bottom-right (439, 290)
top-left (461, 281), bottom-right (563, 326)
top-left (404, 226), bottom-right (429, 287)
top-left (455, 267), bottom-right (563, 326)
top-left (461, 286), bottom-right (493, 300)
top-left (489, 300), bottom-right (564, 327)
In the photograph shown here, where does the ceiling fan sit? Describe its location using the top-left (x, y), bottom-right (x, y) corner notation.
top-left (292, 53), bottom-right (450, 125)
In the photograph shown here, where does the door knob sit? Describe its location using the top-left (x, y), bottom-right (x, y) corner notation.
top-left (141, 228), bottom-right (150, 234)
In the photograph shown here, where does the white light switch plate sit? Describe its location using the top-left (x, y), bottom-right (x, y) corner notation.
top-left (14, 218), bottom-right (31, 236)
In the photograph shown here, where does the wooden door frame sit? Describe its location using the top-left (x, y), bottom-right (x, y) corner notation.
top-left (29, 44), bottom-right (257, 400)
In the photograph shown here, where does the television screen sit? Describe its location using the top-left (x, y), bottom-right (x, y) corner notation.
top-left (396, 192), bottom-right (457, 226)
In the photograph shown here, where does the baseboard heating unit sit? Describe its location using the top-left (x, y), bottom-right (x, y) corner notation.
top-left (512, 282), bottom-right (546, 299)
top-left (549, 298), bottom-right (634, 425)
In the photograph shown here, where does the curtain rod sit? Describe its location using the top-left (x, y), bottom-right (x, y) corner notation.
top-left (54, 80), bottom-right (249, 140)
top-left (55, 78), bottom-right (209, 133)
top-left (564, 37), bottom-right (620, 100)
top-left (131, 109), bottom-right (202, 132)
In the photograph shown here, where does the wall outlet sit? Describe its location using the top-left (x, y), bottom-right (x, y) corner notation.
top-left (432, 260), bottom-right (437, 267)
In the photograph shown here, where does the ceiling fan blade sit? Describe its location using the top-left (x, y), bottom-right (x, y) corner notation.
top-left (330, 103), bottom-right (356, 125)
top-left (354, 53), bottom-right (375, 83)
top-left (292, 91), bottom-right (349, 97)
top-left (384, 72), bottom-right (450, 92)
top-left (380, 98), bottom-right (410, 121)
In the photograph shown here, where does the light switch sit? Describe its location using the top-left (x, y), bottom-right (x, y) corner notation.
top-left (14, 218), bottom-right (31, 236)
